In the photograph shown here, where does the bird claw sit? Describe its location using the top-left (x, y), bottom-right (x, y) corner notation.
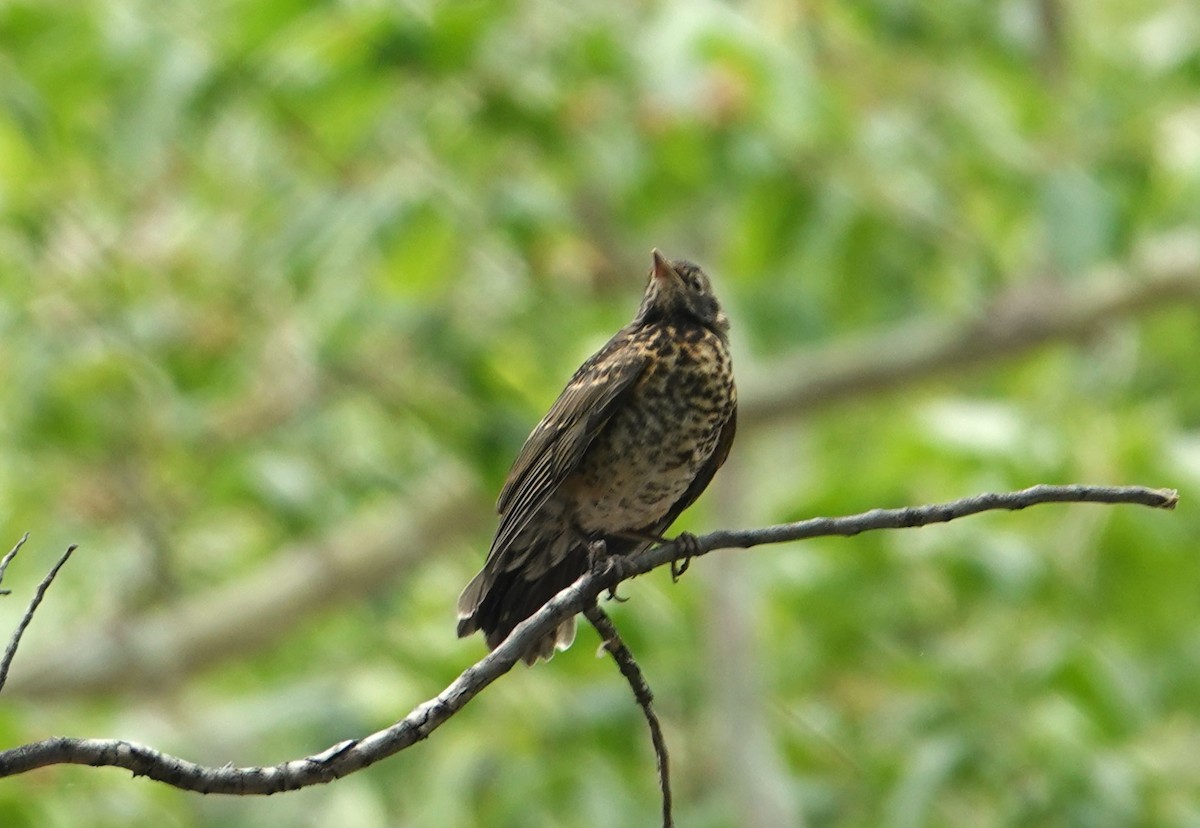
top-left (587, 539), bottom-right (632, 602)
top-left (669, 531), bottom-right (700, 582)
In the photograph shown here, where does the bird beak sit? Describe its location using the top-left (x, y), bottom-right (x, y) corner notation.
top-left (651, 248), bottom-right (675, 280)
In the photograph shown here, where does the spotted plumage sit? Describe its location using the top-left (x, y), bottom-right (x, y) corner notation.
top-left (457, 250), bottom-right (737, 663)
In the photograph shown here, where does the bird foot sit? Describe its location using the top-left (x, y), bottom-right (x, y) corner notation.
top-left (587, 539), bottom-right (633, 602)
top-left (669, 532), bottom-right (701, 582)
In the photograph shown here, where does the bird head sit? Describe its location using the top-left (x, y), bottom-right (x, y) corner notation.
top-left (634, 249), bottom-right (729, 337)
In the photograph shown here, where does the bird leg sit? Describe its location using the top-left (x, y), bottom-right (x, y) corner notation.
top-left (669, 532), bottom-right (700, 582)
top-left (587, 538), bottom-right (632, 602)
top-left (607, 529), bottom-right (702, 582)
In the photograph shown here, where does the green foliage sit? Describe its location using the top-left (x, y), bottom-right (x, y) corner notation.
top-left (1, 0), bottom-right (1198, 825)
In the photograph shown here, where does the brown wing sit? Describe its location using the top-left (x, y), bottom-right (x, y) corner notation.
top-left (460, 331), bottom-right (649, 608)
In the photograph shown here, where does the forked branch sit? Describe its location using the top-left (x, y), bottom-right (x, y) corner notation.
top-left (0, 484), bottom-right (1178, 796)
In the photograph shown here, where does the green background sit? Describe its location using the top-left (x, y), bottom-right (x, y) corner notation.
top-left (2, 0), bottom-right (1199, 825)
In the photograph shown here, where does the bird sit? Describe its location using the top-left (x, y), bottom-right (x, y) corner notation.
top-left (456, 249), bottom-right (737, 664)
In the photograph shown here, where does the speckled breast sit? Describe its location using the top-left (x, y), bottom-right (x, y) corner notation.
top-left (567, 321), bottom-right (735, 534)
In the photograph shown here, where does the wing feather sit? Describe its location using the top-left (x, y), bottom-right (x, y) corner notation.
top-left (468, 333), bottom-right (649, 597)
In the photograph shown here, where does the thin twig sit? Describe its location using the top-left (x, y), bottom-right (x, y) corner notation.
top-left (678, 484), bottom-right (1179, 563)
top-left (585, 604), bottom-right (673, 828)
top-left (0, 545), bottom-right (77, 694)
top-left (0, 533), bottom-right (31, 596)
top-left (0, 484), bottom-right (1178, 789)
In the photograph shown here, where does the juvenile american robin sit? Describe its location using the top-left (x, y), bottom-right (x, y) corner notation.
top-left (457, 250), bottom-right (737, 663)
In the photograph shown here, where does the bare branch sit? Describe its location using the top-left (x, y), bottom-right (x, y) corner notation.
top-left (0, 544), bottom-right (77, 694)
top-left (0, 560), bottom-right (575, 789)
top-left (0, 483), bottom-right (1175, 789)
top-left (667, 484), bottom-right (1179, 562)
top-left (585, 605), bottom-right (673, 828)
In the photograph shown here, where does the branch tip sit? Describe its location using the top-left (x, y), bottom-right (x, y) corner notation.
top-left (0, 533), bottom-right (32, 587)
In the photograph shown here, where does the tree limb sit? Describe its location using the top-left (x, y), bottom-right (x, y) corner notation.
top-left (3, 467), bottom-right (480, 700)
top-left (0, 483), bottom-right (1176, 788)
top-left (739, 233), bottom-right (1200, 426)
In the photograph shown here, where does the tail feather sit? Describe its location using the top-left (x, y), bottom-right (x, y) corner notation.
top-left (457, 546), bottom-right (588, 664)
